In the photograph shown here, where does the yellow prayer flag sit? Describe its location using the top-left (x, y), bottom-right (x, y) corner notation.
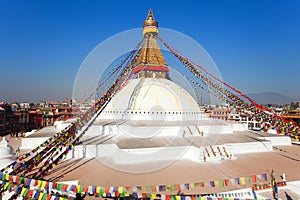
top-left (5, 174), bottom-right (9, 181)
top-left (37, 180), bottom-right (42, 188)
top-left (96, 186), bottom-right (101, 193)
top-left (38, 192), bottom-right (45, 200)
top-left (3, 182), bottom-right (9, 190)
top-left (41, 181), bottom-right (47, 188)
top-left (240, 177), bottom-right (246, 185)
top-left (21, 187), bottom-right (26, 196)
top-left (175, 195), bottom-right (180, 200)
top-left (151, 194), bottom-right (156, 199)
top-left (118, 186), bottom-right (124, 193)
top-left (214, 180), bottom-right (220, 187)
top-left (166, 185), bottom-right (171, 191)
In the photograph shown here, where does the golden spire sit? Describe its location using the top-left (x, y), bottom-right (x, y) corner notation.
top-left (131, 9), bottom-right (169, 79)
top-left (143, 9), bottom-right (158, 35)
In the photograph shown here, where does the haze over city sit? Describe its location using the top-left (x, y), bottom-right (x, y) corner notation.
top-left (0, 0), bottom-right (299, 103)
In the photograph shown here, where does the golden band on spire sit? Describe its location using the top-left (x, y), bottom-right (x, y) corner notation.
top-left (143, 9), bottom-right (158, 35)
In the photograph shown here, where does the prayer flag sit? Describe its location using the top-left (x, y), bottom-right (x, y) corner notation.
top-left (256, 174), bottom-right (262, 180)
top-left (118, 186), bottom-right (124, 193)
top-left (224, 179), bottom-right (229, 186)
top-left (235, 178), bottom-right (240, 185)
top-left (219, 179), bottom-right (225, 187)
top-left (240, 177), bottom-right (246, 185)
top-left (96, 186), bottom-right (100, 193)
top-left (246, 176), bottom-right (251, 184)
top-left (38, 192), bottom-right (45, 200)
top-left (250, 175), bottom-right (257, 184)
top-left (57, 183), bottom-right (63, 191)
top-left (84, 185), bottom-right (88, 192)
top-left (146, 185), bottom-right (151, 191)
top-left (185, 183), bottom-right (190, 190)
top-left (151, 185), bottom-right (156, 192)
top-left (214, 180), bottom-right (220, 187)
top-left (152, 194), bottom-right (157, 199)
top-left (171, 184), bottom-right (176, 191)
top-left (262, 173), bottom-right (268, 181)
top-left (26, 189), bottom-right (33, 198)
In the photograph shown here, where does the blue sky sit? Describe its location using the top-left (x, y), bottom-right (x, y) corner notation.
top-left (0, 0), bottom-right (299, 103)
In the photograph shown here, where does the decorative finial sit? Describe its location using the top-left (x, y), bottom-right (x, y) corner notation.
top-left (143, 9), bottom-right (158, 35)
top-left (147, 9), bottom-right (154, 20)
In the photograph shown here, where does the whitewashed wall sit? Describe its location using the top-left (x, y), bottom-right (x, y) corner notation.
top-left (257, 136), bottom-right (291, 146)
top-left (226, 141), bottom-right (273, 154)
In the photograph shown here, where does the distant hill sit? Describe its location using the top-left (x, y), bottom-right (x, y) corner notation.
top-left (247, 92), bottom-right (296, 105)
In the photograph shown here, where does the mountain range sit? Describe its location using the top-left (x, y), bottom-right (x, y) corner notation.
top-left (247, 92), bottom-right (297, 105)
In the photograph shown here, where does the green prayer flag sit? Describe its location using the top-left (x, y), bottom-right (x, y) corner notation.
top-left (170, 185), bottom-right (175, 191)
top-left (146, 186), bottom-right (151, 191)
top-left (79, 185), bottom-right (84, 193)
top-left (19, 177), bottom-right (25, 184)
top-left (42, 193), bottom-right (48, 200)
top-left (100, 187), bottom-right (105, 195)
top-left (23, 188), bottom-right (29, 197)
top-left (246, 176), bottom-right (251, 183)
top-left (6, 183), bottom-right (13, 191)
top-left (56, 183), bottom-right (63, 190)
top-left (219, 180), bottom-right (225, 187)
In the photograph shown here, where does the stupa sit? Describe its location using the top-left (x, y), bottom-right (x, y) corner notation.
top-left (9, 9), bottom-right (300, 200)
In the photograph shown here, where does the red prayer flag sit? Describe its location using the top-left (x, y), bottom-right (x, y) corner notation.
top-left (62, 184), bottom-right (68, 191)
top-left (142, 193), bottom-right (147, 199)
top-left (46, 194), bottom-right (52, 200)
top-left (224, 179), bottom-right (229, 186)
top-left (15, 176), bottom-right (20, 184)
top-left (200, 182), bottom-right (204, 187)
top-left (26, 189), bottom-right (33, 198)
top-left (105, 187), bottom-right (110, 193)
top-left (151, 186), bottom-right (156, 192)
top-left (251, 175), bottom-right (257, 184)
top-left (125, 186), bottom-right (131, 191)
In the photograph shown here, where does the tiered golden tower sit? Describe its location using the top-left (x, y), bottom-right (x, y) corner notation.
top-left (132, 9), bottom-right (170, 79)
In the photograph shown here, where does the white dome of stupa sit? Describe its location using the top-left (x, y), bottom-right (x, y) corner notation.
top-left (104, 78), bottom-right (199, 112)
top-left (96, 78), bottom-right (201, 125)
